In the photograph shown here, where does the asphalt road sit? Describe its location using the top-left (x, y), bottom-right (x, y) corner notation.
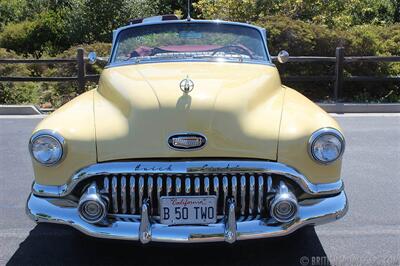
top-left (0, 114), bottom-right (399, 266)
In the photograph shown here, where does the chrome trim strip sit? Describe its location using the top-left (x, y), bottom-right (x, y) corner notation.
top-left (107, 59), bottom-right (274, 69)
top-left (31, 161), bottom-right (344, 197)
top-left (26, 191), bottom-right (348, 243)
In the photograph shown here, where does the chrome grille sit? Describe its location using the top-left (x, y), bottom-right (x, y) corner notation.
top-left (95, 174), bottom-right (278, 218)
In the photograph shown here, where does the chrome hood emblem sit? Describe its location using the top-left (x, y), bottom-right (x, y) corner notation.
top-left (168, 133), bottom-right (206, 150)
top-left (179, 76), bottom-right (194, 93)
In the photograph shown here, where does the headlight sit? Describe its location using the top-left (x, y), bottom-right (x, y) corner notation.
top-left (308, 128), bottom-right (345, 164)
top-left (29, 130), bottom-right (65, 166)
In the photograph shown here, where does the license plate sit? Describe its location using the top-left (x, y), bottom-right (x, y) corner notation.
top-left (160, 196), bottom-right (217, 225)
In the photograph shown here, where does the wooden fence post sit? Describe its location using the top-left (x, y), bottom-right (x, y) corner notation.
top-left (334, 47), bottom-right (344, 101)
top-left (77, 48), bottom-right (86, 93)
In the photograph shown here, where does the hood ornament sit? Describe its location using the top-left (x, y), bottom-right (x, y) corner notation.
top-left (180, 76), bottom-right (194, 93)
top-left (168, 133), bottom-right (206, 150)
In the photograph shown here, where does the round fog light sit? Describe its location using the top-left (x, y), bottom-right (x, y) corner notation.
top-left (271, 198), bottom-right (298, 223)
top-left (78, 200), bottom-right (106, 224)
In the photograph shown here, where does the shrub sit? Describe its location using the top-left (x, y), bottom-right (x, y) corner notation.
top-left (254, 16), bottom-right (400, 102)
top-left (0, 48), bottom-right (42, 104)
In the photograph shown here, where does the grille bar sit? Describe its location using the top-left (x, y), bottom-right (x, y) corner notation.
top-left (148, 176), bottom-right (153, 211)
top-left (166, 177), bottom-right (172, 195)
top-left (232, 176), bottom-right (237, 204)
top-left (204, 177), bottom-right (210, 195)
top-left (258, 175), bottom-right (264, 213)
top-left (130, 176), bottom-right (136, 214)
top-left (121, 176), bottom-right (127, 214)
top-left (249, 175), bottom-right (255, 214)
top-left (112, 176), bottom-right (118, 213)
top-left (139, 176), bottom-right (144, 209)
top-left (157, 176), bottom-right (162, 213)
top-left (240, 176), bottom-right (246, 216)
top-left (222, 176), bottom-right (228, 214)
top-left (94, 173), bottom-right (281, 218)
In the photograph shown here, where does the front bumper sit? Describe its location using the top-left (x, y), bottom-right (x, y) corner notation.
top-left (26, 191), bottom-right (348, 243)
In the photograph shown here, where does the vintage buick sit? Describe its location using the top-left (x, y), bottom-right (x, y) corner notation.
top-left (26, 15), bottom-right (348, 243)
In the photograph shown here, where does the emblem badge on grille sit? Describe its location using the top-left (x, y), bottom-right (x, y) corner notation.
top-left (168, 133), bottom-right (206, 150)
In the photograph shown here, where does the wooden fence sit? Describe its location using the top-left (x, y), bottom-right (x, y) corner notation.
top-left (0, 47), bottom-right (399, 101)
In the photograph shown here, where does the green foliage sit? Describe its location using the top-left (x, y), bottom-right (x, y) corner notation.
top-left (195, 0), bottom-right (259, 22)
top-left (195, 0), bottom-right (398, 28)
top-left (0, 48), bottom-right (41, 104)
top-left (0, 0), bottom-right (399, 104)
top-left (0, 0), bottom-right (29, 30)
top-left (257, 17), bottom-right (400, 102)
top-left (38, 43), bottom-right (112, 107)
top-left (0, 9), bottom-right (75, 57)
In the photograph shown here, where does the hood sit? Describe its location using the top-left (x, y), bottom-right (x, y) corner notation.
top-left (94, 62), bottom-right (284, 162)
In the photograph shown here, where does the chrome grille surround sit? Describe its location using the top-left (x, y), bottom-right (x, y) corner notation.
top-left (32, 160), bottom-right (344, 197)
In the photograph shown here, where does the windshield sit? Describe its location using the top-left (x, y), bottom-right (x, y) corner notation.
top-left (111, 22), bottom-right (268, 64)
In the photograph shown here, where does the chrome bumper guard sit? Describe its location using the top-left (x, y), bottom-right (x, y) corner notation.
top-left (26, 191), bottom-right (348, 243)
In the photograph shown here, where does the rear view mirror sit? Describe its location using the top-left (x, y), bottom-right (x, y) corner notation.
top-left (277, 50), bottom-right (289, 63)
top-left (88, 52), bottom-right (97, 64)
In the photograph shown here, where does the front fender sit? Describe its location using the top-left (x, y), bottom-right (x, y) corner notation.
top-left (277, 87), bottom-right (343, 184)
top-left (31, 90), bottom-right (97, 186)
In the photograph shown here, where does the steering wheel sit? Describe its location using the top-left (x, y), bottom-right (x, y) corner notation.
top-left (211, 45), bottom-right (253, 59)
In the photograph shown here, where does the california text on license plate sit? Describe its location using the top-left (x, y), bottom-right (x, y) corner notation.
top-left (160, 196), bottom-right (217, 225)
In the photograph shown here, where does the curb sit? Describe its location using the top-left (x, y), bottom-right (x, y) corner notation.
top-left (318, 103), bottom-right (400, 113)
top-left (0, 105), bottom-right (42, 115)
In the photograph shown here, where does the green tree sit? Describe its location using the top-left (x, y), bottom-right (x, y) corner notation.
top-left (0, 0), bottom-right (29, 30)
top-left (195, 0), bottom-right (398, 28)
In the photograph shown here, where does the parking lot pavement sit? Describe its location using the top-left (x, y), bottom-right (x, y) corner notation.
top-left (0, 115), bottom-right (399, 266)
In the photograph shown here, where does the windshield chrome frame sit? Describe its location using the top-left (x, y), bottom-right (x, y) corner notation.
top-left (107, 20), bottom-right (273, 68)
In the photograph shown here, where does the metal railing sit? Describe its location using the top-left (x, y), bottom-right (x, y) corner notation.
top-left (0, 47), bottom-right (399, 101)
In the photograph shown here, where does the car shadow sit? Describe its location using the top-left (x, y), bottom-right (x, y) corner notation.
top-left (7, 224), bottom-right (328, 266)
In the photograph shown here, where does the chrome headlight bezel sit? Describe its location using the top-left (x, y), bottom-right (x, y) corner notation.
top-left (29, 130), bottom-right (66, 166)
top-left (308, 128), bottom-right (345, 164)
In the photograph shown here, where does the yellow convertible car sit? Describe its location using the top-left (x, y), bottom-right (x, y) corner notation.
top-left (26, 15), bottom-right (347, 243)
